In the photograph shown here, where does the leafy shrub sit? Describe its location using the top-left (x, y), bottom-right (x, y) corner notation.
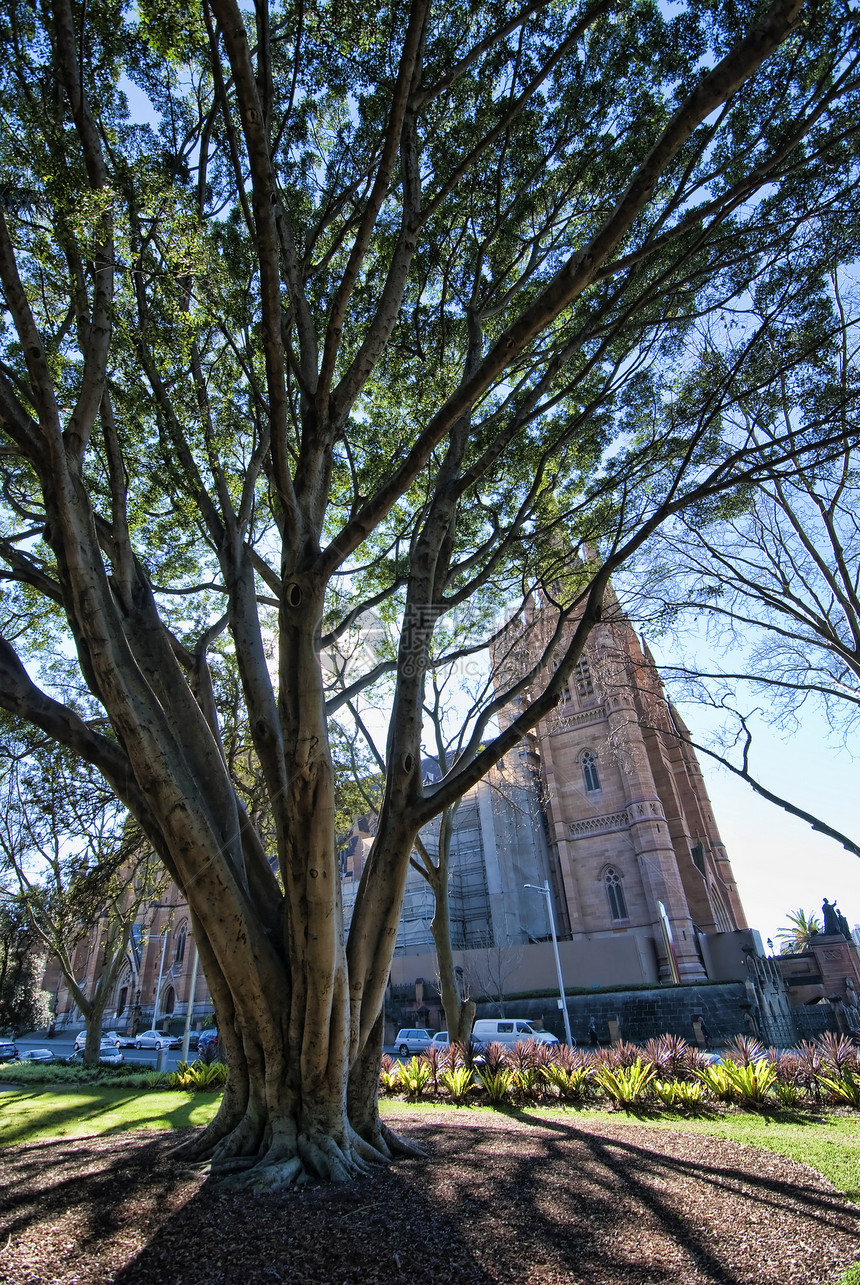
top-left (379, 1056), bottom-right (400, 1095)
top-left (168, 1060), bottom-right (228, 1091)
top-left (506, 1039), bottom-right (541, 1073)
top-left (594, 1058), bottom-right (656, 1108)
top-left (685, 1047), bottom-right (719, 1076)
top-left (399, 1056), bottom-right (432, 1100)
top-left (772, 1080), bottom-right (806, 1108)
top-left (476, 1066), bottom-right (513, 1105)
top-left (795, 1040), bottom-right (826, 1102)
top-left (816, 1033), bottom-right (858, 1076)
top-left (480, 1041), bottom-right (508, 1075)
top-left (541, 1063), bottom-right (593, 1104)
top-left (420, 1044), bottom-right (444, 1092)
top-left (724, 1034), bottom-right (767, 1066)
top-left (511, 1064), bottom-right (542, 1103)
top-left (552, 1044), bottom-right (590, 1074)
top-left (143, 1070), bottom-right (170, 1089)
top-left (440, 1065), bottom-right (474, 1104)
top-left (817, 1070), bottom-right (860, 1108)
top-left (652, 1078), bottom-right (708, 1113)
top-left (694, 1062), bottom-right (737, 1104)
top-left (770, 1049), bottom-right (802, 1085)
top-left (643, 1035), bottom-right (689, 1080)
top-left (721, 1058), bottom-right (777, 1108)
top-left (531, 1041), bottom-right (558, 1071)
top-left (596, 1040), bottom-right (641, 1070)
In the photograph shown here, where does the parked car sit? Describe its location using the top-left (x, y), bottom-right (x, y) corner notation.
top-left (0, 1041), bottom-right (19, 1062)
top-left (66, 1043), bottom-right (125, 1066)
top-left (19, 1048), bottom-right (61, 1064)
top-left (394, 1028), bottom-right (433, 1056)
top-left (197, 1029), bottom-right (219, 1052)
top-left (134, 1029), bottom-right (181, 1050)
top-left (74, 1030), bottom-right (122, 1051)
top-left (429, 1031), bottom-right (486, 1055)
top-left (471, 1018), bottom-right (559, 1048)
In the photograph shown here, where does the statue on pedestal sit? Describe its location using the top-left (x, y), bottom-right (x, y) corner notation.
top-left (822, 899), bottom-right (841, 936)
top-left (822, 898), bottom-right (853, 941)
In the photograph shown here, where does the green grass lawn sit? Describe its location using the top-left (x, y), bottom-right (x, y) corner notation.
top-left (0, 1084), bottom-right (219, 1147)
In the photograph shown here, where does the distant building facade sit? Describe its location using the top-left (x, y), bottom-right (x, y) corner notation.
top-left (50, 600), bottom-right (813, 1042)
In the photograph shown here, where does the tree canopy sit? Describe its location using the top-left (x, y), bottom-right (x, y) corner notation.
top-left (0, 0), bottom-right (858, 1188)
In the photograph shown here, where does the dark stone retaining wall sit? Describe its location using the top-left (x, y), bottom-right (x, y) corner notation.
top-left (476, 982), bottom-right (763, 1048)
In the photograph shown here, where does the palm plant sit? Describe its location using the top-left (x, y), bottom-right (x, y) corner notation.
top-left (776, 909), bottom-right (822, 954)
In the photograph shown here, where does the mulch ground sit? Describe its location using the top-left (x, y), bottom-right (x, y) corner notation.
top-left (0, 1107), bottom-right (858, 1285)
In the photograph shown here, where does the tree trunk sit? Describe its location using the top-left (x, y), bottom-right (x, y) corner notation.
top-left (430, 879), bottom-right (475, 1048)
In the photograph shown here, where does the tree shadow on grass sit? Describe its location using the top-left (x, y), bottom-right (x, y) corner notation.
top-left (0, 1088), bottom-right (213, 1147)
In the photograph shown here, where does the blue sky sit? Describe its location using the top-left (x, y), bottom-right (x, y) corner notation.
top-left (670, 690), bottom-right (858, 949)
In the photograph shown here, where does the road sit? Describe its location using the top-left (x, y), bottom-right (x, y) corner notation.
top-left (13, 1034), bottom-right (198, 1073)
top-left (13, 1034), bottom-right (424, 1070)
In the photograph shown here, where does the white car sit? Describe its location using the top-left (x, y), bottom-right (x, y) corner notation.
top-left (394, 1028), bottom-right (433, 1056)
top-left (74, 1030), bottom-right (121, 1051)
top-left (133, 1029), bottom-right (179, 1050)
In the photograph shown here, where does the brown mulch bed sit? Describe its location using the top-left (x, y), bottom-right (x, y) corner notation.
top-left (0, 1108), bottom-right (858, 1285)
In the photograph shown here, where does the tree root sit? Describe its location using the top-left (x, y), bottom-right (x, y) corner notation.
top-left (218, 1156), bottom-right (305, 1194)
top-left (208, 1155), bottom-right (260, 1176)
top-left (209, 1112), bottom-right (265, 1166)
top-left (298, 1132), bottom-right (372, 1182)
top-left (168, 1112), bottom-right (239, 1161)
top-left (378, 1121), bottom-right (425, 1159)
top-left (347, 1125), bottom-right (391, 1167)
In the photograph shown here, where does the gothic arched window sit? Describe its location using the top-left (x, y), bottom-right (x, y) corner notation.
top-left (582, 750), bottom-right (601, 793)
top-left (174, 922), bottom-right (187, 967)
top-left (604, 867), bottom-right (628, 920)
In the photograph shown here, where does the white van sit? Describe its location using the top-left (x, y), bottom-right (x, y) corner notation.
top-left (472, 1018), bottom-right (559, 1047)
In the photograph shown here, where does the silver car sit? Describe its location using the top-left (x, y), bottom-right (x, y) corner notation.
top-left (133, 1029), bottom-right (179, 1050)
top-left (394, 1028), bottom-right (433, 1056)
top-left (74, 1030), bottom-right (121, 1051)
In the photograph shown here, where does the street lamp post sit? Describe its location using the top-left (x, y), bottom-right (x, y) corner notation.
top-left (181, 942), bottom-right (200, 1063)
top-left (151, 928), bottom-right (170, 1029)
top-left (524, 880), bottom-right (573, 1047)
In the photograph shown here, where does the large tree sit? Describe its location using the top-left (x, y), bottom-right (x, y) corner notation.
top-left (0, 0), bottom-right (858, 1189)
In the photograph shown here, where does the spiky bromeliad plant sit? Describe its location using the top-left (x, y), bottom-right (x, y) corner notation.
top-left (542, 1063), bottom-right (594, 1104)
top-left (594, 1058), bottom-right (656, 1109)
top-left (399, 1056), bottom-right (433, 1100)
top-left (440, 1065), bottom-right (475, 1105)
top-left (476, 1066), bottom-right (514, 1105)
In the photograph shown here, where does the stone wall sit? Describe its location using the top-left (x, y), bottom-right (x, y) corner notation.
top-left (475, 981), bottom-right (760, 1047)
